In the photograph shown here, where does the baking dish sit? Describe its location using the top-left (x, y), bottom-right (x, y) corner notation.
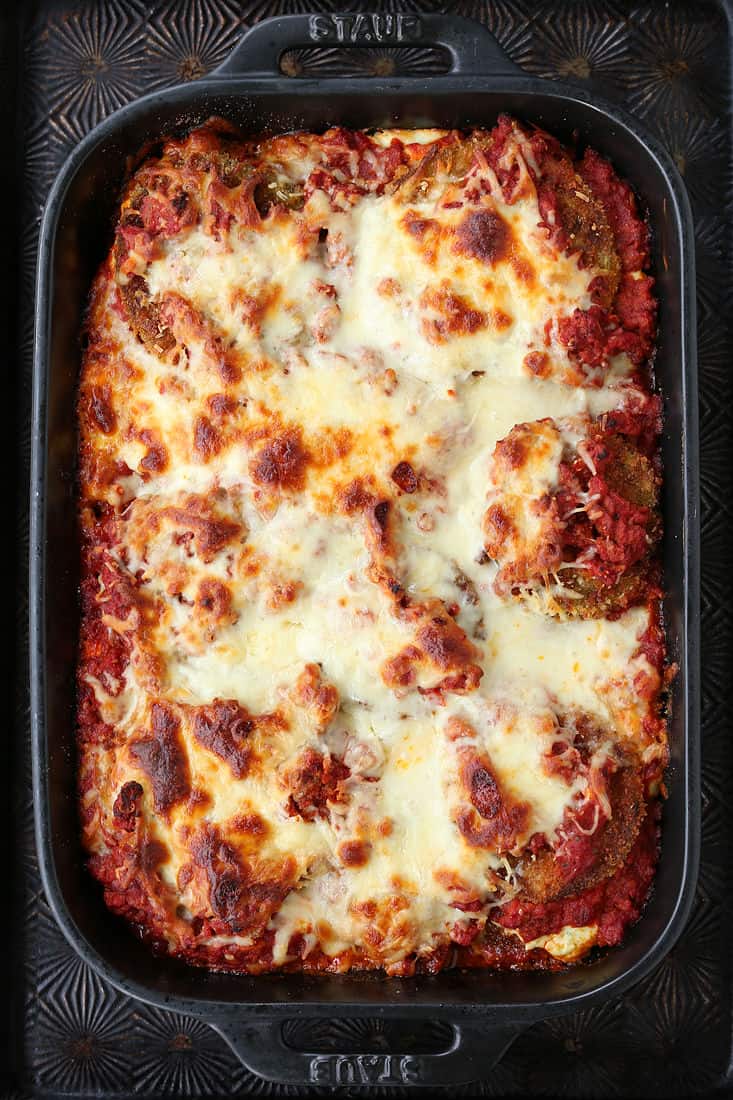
top-left (30, 13), bottom-right (699, 1087)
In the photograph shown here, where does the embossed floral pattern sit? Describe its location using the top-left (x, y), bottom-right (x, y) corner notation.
top-left (31, 964), bottom-right (135, 1093)
top-left (625, 4), bottom-right (728, 119)
top-left (636, 902), bottom-right (722, 1012)
top-left (283, 1015), bottom-right (455, 1053)
top-left (626, 995), bottom-right (724, 1096)
top-left (144, 0), bottom-right (243, 89)
top-left (279, 44), bottom-right (450, 77)
top-left (42, 1), bottom-right (147, 130)
top-left (650, 112), bottom-right (730, 209)
top-left (132, 1009), bottom-right (241, 1095)
top-left (693, 213), bottom-right (727, 320)
top-left (514, 1005), bottom-right (633, 1097)
top-left (527, 2), bottom-right (630, 86)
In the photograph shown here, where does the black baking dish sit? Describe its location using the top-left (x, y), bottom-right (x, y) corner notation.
top-left (29, 13), bottom-right (700, 1088)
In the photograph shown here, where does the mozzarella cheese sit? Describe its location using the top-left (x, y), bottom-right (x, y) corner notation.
top-left (77, 123), bottom-right (663, 974)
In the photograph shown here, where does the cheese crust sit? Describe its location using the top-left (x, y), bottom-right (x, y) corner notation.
top-left (77, 117), bottom-right (666, 975)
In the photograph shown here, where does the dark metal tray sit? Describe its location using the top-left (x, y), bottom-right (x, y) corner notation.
top-left (30, 6), bottom-right (700, 1090)
top-left (11, 1), bottom-right (733, 1096)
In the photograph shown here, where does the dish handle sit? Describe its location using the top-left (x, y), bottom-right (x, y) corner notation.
top-left (211, 13), bottom-right (525, 79)
top-left (210, 1015), bottom-right (525, 1087)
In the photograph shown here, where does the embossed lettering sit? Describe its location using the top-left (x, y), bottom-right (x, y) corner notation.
top-left (350, 14), bottom-right (368, 42)
top-left (332, 15), bottom-right (348, 42)
top-left (308, 15), bottom-right (333, 41)
top-left (307, 1053), bottom-right (422, 1085)
top-left (335, 1057), bottom-right (357, 1085)
top-left (358, 1055), bottom-right (388, 1083)
top-left (308, 13), bottom-right (422, 45)
top-left (372, 14), bottom-right (395, 41)
top-left (308, 1056), bottom-right (332, 1084)
top-left (400, 1055), bottom-right (423, 1083)
top-left (397, 14), bottom-right (421, 41)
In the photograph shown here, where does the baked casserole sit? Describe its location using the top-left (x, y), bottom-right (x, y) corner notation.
top-left (77, 117), bottom-right (667, 974)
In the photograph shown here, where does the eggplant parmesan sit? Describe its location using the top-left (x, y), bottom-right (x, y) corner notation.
top-left (77, 117), bottom-right (668, 975)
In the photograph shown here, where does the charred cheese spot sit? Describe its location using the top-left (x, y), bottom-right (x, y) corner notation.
top-left (192, 699), bottom-right (262, 779)
top-left (445, 716), bottom-right (476, 742)
top-left (88, 386), bottom-right (117, 434)
top-left (190, 823), bottom-right (297, 935)
top-left (339, 840), bottom-right (372, 867)
top-left (368, 499), bottom-right (394, 555)
top-left (453, 208), bottom-right (511, 265)
top-left (250, 427), bottom-right (309, 491)
top-left (432, 868), bottom-right (483, 911)
top-left (196, 578), bottom-right (234, 621)
top-left (489, 308), bottom-right (514, 331)
top-left (232, 284), bottom-right (282, 335)
top-left (158, 291), bottom-right (242, 384)
top-left (419, 285), bottom-right (487, 344)
top-left (511, 255), bottom-right (536, 285)
top-left (416, 612), bottom-right (480, 673)
top-left (207, 392), bottom-right (237, 419)
top-left (281, 748), bottom-right (350, 822)
top-left (186, 787), bottom-right (212, 814)
top-left (193, 415), bottom-right (222, 459)
top-left (141, 837), bottom-right (170, 872)
top-left (484, 503), bottom-right (516, 551)
top-left (401, 211), bottom-right (443, 264)
top-left (231, 811), bottom-right (269, 838)
top-left (310, 426), bottom-right (353, 469)
top-left (126, 493), bottom-right (243, 564)
top-left (381, 601), bottom-right (483, 700)
top-left (391, 460), bottom-right (419, 494)
top-left (377, 276), bottom-right (401, 297)
top-left (112, 780), bottom-right (143, 831)
top-left (138, 429), bottom-right (168, 474)
top-left (130, 703), bottom-right (190, 816)
top-left (264, 579), bottom-right (302, 611)
top-left (381, 645), bottom-right (421, 691)
top-left (454, 748), bottom-right (530, 851)
top-left (402, 213), bottom-right (439, 239)
top-left (290, 663), bottom-right (340, 731)
top-left (337, 477), bottom-right (376, 516)
top-left (524, 350), bottom-right (551, 378)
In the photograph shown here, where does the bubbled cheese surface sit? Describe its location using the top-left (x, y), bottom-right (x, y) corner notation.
top-left (78, 125), bottom-right (659, 969)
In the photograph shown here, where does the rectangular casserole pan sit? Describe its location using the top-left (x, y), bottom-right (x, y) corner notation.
top-left (30, 13), bottom-right (700, 1089)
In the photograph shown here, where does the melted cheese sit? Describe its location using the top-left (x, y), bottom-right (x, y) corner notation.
top-left (78, 125), bottom-right (662, 973)
top-left (519, 923), bottom-right (599, 961)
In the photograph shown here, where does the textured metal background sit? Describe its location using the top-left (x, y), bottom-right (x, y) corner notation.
top-left (8, 0), bottom-right (733, 1096)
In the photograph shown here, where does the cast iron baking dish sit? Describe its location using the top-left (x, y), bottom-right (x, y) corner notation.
top-left (30, 13), bottom-right (700, 1088)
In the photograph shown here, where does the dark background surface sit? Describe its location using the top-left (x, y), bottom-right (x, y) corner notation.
top-left (6, 0), bottom-right (733, 1096)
